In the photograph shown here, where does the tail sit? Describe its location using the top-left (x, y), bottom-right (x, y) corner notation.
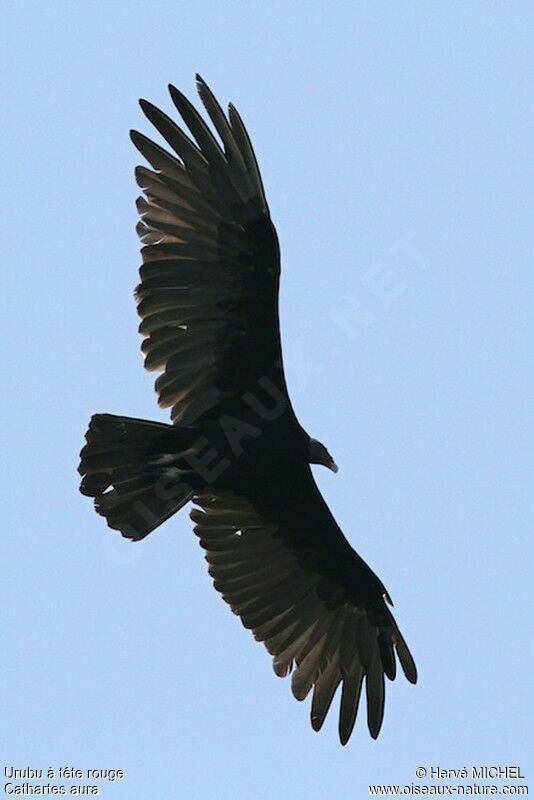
top-left (79, 414), bottom-right (199, 540)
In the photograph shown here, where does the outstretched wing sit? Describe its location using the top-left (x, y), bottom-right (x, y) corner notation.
top-left (191, 478), bottom-right (417, 745)
top-left (132, 76), bottom-right (286, 425)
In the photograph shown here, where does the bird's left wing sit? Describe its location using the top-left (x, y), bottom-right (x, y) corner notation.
top-left (191, 482), bottom-right (417, 745)
top-left (131, 76), bottom-right (288, 425)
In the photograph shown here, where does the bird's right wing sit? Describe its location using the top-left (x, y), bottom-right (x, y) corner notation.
top-left (132, 76), bottom-right (288, 426)
top-left (191, 484), bottom-right (417, 745)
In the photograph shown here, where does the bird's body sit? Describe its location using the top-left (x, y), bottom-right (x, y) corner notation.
top-left (79, 76), bottom-right (417, 744)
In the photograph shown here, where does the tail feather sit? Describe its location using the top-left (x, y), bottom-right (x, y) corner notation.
top-left (79, 413), bottom-right (198, 540)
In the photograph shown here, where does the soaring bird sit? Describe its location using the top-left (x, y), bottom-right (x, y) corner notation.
top-left (79, 76), bottom-right (417, 745)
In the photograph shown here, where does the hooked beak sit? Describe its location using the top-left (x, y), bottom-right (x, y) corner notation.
top-left (329, 459), bottom-right (339, 474)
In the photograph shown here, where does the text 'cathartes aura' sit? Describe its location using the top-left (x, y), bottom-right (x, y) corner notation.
top-left (78, 76), bottom-right (417, 745)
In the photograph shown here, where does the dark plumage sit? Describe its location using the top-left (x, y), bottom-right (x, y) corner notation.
top-left (78, 75), bottom-right (417, 744)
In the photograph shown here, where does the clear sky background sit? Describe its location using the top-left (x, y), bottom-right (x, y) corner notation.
top-left (2, 1), bottom-right (532, 798)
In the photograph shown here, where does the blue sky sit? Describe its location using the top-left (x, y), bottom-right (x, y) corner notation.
top-left (2, 1), bottom-right (532, 797)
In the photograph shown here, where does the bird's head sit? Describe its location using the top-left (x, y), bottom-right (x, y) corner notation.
top-left (308, 438), bottom-right (338, 473)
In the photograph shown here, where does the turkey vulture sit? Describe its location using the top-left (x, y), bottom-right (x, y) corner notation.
top-left (79, 76), bottom-right (417, 745)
